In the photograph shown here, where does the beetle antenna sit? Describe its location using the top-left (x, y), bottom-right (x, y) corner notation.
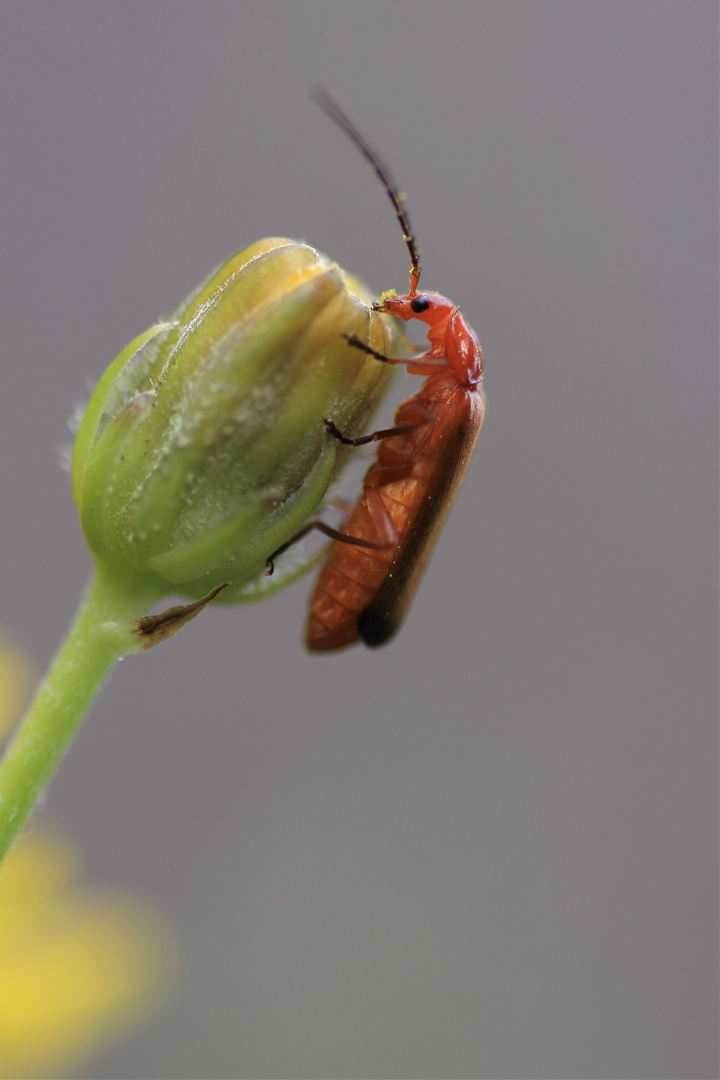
top-left (313, 88), bottom-right (421, 294)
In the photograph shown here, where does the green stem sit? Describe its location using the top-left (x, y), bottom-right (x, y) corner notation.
top-left (0, 563), bottom-right (162, 864)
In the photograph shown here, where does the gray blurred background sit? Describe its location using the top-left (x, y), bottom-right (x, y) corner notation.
top-left (1, 3), bottom-right (717, 1077)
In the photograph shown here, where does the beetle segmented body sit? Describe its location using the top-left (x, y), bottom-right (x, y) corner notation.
top-left (306, 288), bottom-right (484, 650)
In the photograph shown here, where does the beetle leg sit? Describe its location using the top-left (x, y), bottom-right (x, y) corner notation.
top-left (344, 334), bottom-right (450, 374)
top-left (323, 417), bottom-right (424, 447)
top-left (265, 516), bottom-right (391, 576)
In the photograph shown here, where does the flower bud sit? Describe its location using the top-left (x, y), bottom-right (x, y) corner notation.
top-left (72, 239), bottom-right (401, 602)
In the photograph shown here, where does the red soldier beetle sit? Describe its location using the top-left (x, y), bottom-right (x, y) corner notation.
top-left (268, 91), bottom-right (485, 650)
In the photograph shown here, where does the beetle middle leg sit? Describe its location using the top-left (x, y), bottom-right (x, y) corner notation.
top-left (322, 417), bottom-right (424, 447)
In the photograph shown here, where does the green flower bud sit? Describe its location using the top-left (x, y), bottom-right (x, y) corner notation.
top-left (73, 238), bottom-right (402, 605)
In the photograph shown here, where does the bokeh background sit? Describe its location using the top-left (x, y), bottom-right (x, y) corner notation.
top-left (1, 3), bottom-right (717, 1077)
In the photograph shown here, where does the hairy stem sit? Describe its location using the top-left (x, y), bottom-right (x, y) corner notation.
top-left (0, 564), bottom-right (162, 864)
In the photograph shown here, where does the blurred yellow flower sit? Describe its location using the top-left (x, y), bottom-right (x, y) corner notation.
top-left (0, 636), bottom-right (173, 1079)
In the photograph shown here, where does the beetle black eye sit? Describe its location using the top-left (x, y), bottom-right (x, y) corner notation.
top-left (410, 296), bottom-right (430, 313)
